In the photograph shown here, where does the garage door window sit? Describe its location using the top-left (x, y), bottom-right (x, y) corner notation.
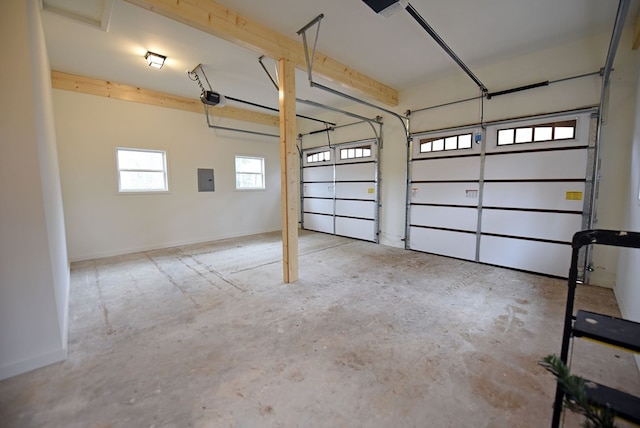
top-left (116, 148), bottom-right (168, 193)
top-left (307, 150), bottom-right (331, 164)
top-left (420, 133), bottom-right (472, 153)
top-left (235, 156), bottom-right (265, 190)
top-left (497, 119), bottom-right (576, 146)
top-left (340, 145), bottom-right (371, 160)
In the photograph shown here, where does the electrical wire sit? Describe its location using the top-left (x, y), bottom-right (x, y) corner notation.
top-left (187, 71), bottom-right (206, 97)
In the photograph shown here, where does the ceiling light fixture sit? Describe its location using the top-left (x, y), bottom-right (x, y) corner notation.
top-left (145, 51), bottom-right (166, 69)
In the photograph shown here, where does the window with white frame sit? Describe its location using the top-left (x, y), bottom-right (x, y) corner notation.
top-left (116, 148), bottom-right (168, 193)
top-left (420, 133), bottom-right (473, 153)
top-left (497, 119), bottom-right (577, 146)
top-left (235, 156), bottom-right (265, 190)
top-left (307, 150), bottom-right (331, 164)
top-left (340, 145), bottom-right (372, 160)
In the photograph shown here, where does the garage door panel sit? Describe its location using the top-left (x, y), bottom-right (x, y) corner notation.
top-left (335, 200), bottom-right (375, 219)
top-left (483, 182), bottom-right (586, 211)
top-left (335, 217), bottom-right (375, 241)
top-left (479, 236), bottom-right (571, 277)
top-left (304, 198), bottom-right (333, 215)
top-left (411, 183), bottom-right (479, 206)
top-left (303, 165), bottom-right (333, 182)
top-left (412, 156), bottom-right (481, 182)
top-left (303, 182), bottom-right (334, 199)
top-left (482, 210), bottom-right (582, 242)
top-left (484, 149), bottom-right (588, 180)
top-left (303, 213), bottom-right (333, 234)
top-left (335, 162), bottom-right (375, 181)
top-left (409, 227), bottom-right (476, 261)
top-left (411, 205), bottom-right (478, 232)
top-left (335, 182), bottom-right (375, 200)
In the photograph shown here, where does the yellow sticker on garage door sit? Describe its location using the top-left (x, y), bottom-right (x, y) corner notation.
top-left (566, 191), bottom-right (583, 200)
top-left (368, 188), bottom-right (375, 194)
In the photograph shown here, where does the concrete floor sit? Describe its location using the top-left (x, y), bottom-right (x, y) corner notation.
top-left (1, 230), bottom-right (639, 427)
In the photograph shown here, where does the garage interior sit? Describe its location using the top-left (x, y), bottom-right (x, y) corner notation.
top-left (2, 0), bottom-right (640, 426)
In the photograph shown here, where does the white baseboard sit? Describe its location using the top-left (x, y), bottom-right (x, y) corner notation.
top-left (68, 228), bottom-right (281, 262)
top-left (0, 347), bottom-right (67, 381)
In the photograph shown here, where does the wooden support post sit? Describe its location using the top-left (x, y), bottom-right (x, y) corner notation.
top-left (278, 58), bottom-right (299, 283)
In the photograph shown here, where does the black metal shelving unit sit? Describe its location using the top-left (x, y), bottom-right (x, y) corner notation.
top-left (551, 229), bottom-right (640, 427)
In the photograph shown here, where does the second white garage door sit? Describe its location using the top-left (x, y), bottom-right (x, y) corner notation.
top-left (408, 110), bottom-right (595, 278)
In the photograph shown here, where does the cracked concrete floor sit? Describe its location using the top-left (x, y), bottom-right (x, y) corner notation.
top-left (1, 230), bottom-right (639, 427)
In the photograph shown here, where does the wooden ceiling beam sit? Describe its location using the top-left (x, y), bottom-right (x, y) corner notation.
top-left (124, 0), bottom-right (399, 107)
top-left (51, 71), bottom-right (279, 127)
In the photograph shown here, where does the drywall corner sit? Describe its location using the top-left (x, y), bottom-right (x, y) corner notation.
top-left (0, 0), bottom-right (69, 380)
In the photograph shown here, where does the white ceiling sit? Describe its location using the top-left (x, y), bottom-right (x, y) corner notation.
top-left (40, 0), bottom-right (636, 120)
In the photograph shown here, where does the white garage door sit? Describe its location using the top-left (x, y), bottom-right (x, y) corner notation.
top-left (302, 140), bottom-right (379, 242)
top-left (408, 110), bottom-right (595, 278)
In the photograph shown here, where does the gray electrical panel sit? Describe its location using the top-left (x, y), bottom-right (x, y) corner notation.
top-left (197, 168), bottom-right (215, 192)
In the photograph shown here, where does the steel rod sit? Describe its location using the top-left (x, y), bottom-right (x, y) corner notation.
top-left (412, 95), bottom-right (483, 114)
top-left (296, 13), bottom-right (324, 35)
top-left (310, 81), bottom-right (409, 141)
top-left (549, 70), bottom-right (601, 85)
top-left (297, 98), bottom-right (381, 124)
top-left (412, 70), bottom-right (602, 115)
top-left (205, 106), bottom-right (279, 138)
top-left (207, 124), bottom-right (279, 138)
top-left (298, 14), bottom-right (324, 84)
top-left (258, 56), bottom-right (279, 90)
top-left (332, 120), bottom-right (368, 131)
top-left (299, 119), bottom-right (377, 138)
top-left (224, 95), bottom-right (335, 126)
top-left (310, 81), bottom-right (407, 121)
top-left (405, 3), bottom-right (487, 93)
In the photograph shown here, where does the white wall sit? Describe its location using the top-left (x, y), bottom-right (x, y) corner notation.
top-left (53, 90), bottom-right (282, 261)
top-left (615, 46), bottom-right (640, 367)
top-left (299, 27), bottom-right (638, 288)
top-left (0, 0), bottom-right (69, 380)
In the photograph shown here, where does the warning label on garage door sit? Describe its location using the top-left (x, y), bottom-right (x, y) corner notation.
top-left (566, 191), bottom-right (583, 200)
